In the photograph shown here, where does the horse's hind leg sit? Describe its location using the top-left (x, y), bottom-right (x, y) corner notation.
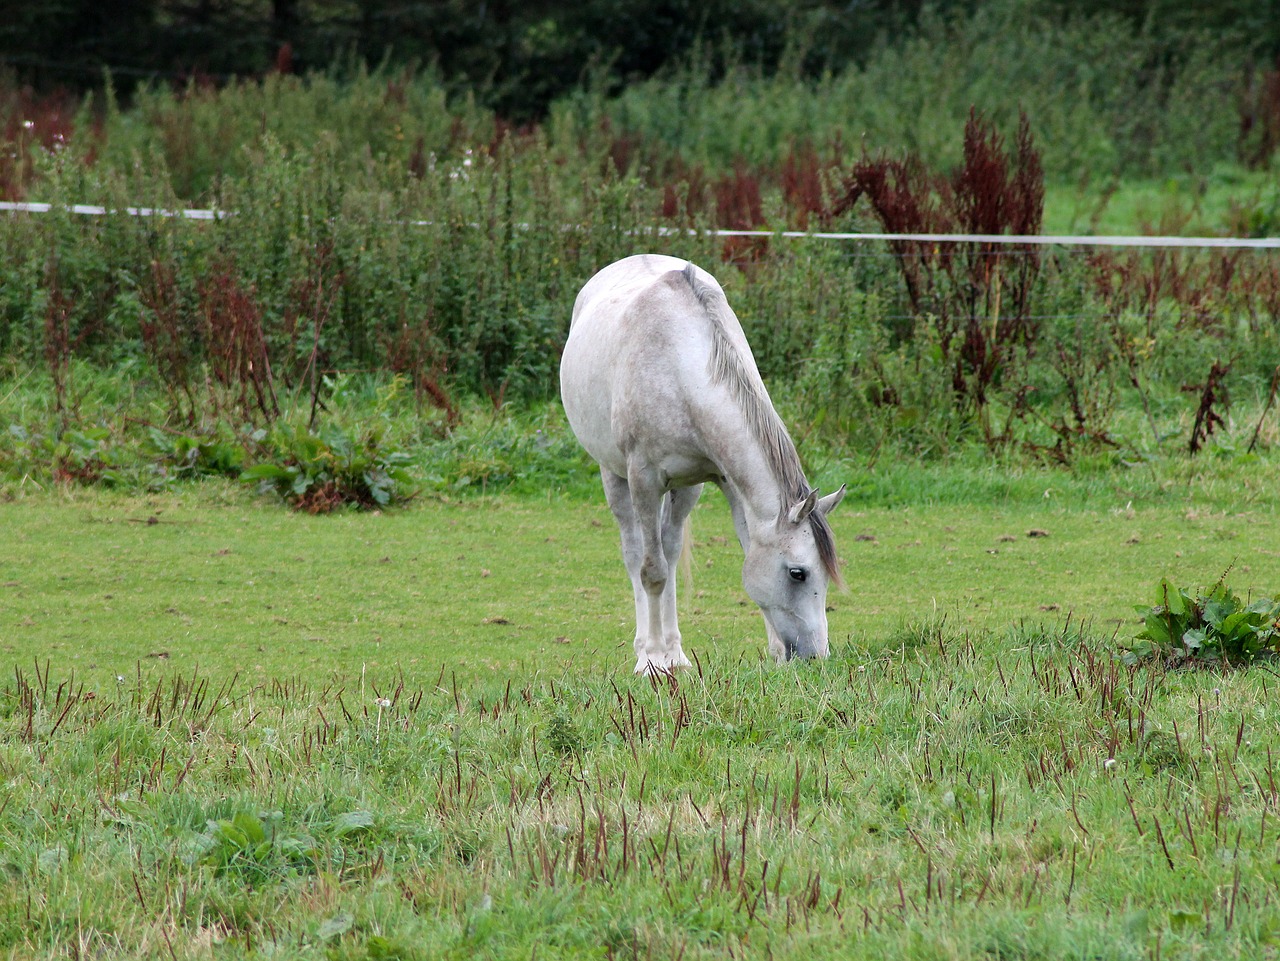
top-left (600, 469), bottom-right (659, 672)
top-left (656, 485), bottom-right (702, 670)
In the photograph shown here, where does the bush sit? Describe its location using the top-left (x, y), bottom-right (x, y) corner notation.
top-left (241, 422), bottom-right (416, 513)
top-left (1124, 577), bottom-right (1280, 665)
top-left (2, 43), bottom-right (1279, 473)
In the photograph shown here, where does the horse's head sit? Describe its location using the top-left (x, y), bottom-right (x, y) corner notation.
top-left (742, 485), bottom-right (845, 662)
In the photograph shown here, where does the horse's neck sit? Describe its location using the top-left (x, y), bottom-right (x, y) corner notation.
top-left (716, 440), bottom-right (786, 551)
top-left (701, 340), bottom-right (799, 545)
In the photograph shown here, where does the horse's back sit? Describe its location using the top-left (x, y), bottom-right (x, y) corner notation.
top-left (560, 255), bottom-right (733, 481)
top-left (571, 254), bottom-right (686, 323)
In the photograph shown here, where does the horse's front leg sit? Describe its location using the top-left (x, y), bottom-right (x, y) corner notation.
top-left (656, 485), bottom-right (702, 670)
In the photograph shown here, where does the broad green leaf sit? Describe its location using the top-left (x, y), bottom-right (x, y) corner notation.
top-left (1121, 639), bottom-right (1154, 665)
top-left (1221, 610), bottom-right (1259, 640)
top-left (214, 823), bottom-right (248, 849)
top-left (1202, 597), bottom-right (1236, 630)
top-left (1142, 616), bottom-right (1172, 647)
top-left (232, 811), bottom-right (267, 845)
top-left (1159, 579), bottom-right (1186, 617)
top-left (333, 810), bottom-right (376, 837)
top-left (316, 912), bottom-right (354, 941)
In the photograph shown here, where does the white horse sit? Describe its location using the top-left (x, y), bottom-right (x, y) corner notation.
top-left (560, 254), bottom-right (845, 673)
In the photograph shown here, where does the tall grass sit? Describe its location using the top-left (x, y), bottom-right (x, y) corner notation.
top-left (5, 609), bottom-right (1280, 958)
top-left (0, 117), bottom-right (716, 410)
top-left (93, 65), bottom-right (493, 202)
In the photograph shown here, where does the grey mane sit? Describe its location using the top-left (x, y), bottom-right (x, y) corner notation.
top-left (678, 263), bottom-right (842, 584)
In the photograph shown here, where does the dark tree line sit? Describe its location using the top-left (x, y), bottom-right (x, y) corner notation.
top-left (0, 0), bottom-right (1275, 120)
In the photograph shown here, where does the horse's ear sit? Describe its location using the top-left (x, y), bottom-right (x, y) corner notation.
top-left (787, 488), bottom-right (819, 525)
top-left (817, 484), bottom-right (846, 516)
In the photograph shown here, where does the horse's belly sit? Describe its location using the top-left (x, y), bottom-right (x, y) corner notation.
top-left (655, 454), bottom-right (720, 490)
top-left (562, 344), bottom-right (715, 485)
top-left (560, 326), bottom-right (620, 467)
top-left (563, 384), bottom-right (712, 485)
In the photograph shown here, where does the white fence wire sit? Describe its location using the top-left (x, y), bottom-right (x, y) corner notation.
top-left (3, 200), bottom-right (1278, 248)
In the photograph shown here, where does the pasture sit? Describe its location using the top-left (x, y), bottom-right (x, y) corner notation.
top-left (5, 6), bottom-right (1280, 957)
top-left (5, 468), bottom-right (1280, 960)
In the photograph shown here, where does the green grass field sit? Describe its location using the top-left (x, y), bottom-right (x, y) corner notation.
top-left (5, 464), bottom-right (1280, 959)
top-left (6, 466), bottom-right (1280, 683)
top-left (4, 9), bottom-right (1280, 953)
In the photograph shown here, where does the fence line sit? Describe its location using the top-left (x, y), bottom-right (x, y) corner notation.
top-left (1, 201), bottom-right (222, 221)
top-left (3, 199), bottom-right (1279, 249)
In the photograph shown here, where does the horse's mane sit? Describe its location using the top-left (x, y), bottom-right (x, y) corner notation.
top-left (679, 263), bottom-right (841, 585)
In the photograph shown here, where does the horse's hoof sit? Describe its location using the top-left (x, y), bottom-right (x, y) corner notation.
top-left (634, 653), bottom-right (690, 675)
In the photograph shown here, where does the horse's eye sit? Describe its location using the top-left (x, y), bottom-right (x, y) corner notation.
top-left (788, 567), bottom-right (807, 583)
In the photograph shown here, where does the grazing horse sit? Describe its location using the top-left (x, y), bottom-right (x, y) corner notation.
top-left (560, 254), bottom-right (844, 673)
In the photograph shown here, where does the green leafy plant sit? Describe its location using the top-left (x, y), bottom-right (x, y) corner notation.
top-left (420, 411), bottom-right (594, 496)
top-left (0, 420), bottom-right (144, 488)
top-left (54, 427), bottom-right (125, 486)
top-left (241, 422), bottom-right (415, 512)
top-left (2, 425), bottom-right (131, 487)
top-left (188, 810), bottom-right (320, 883)
top-left (543, 708), bottom-right (584, 757)
top-left (145, 426), bottom-right (246, 481)
top-left (1124, 577), bottom-right (1280, 665)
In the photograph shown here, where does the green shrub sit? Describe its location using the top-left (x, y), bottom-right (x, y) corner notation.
top-left (1124, 577), bottom-right (1280, 665)
top-left (418, 404), bottom-right (596, 497)
top-left (144, 426), bottom-right (246, 481)
top-left (1, 29), bottom-right (1278, 472)
top-left (241, 422), bottom-right (416, 512)
top-left (187, 810), bottom-right (320, 884)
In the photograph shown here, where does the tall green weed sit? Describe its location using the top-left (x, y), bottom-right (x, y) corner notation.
top-left (96, 67), bottom-right (492, 201)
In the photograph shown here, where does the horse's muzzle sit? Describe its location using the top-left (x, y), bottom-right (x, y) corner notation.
top-left (781, 633), bottom-right (828, 662)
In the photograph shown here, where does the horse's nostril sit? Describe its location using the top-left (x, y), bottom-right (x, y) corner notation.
top-left (793, 637), bottom-right (826, 660)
